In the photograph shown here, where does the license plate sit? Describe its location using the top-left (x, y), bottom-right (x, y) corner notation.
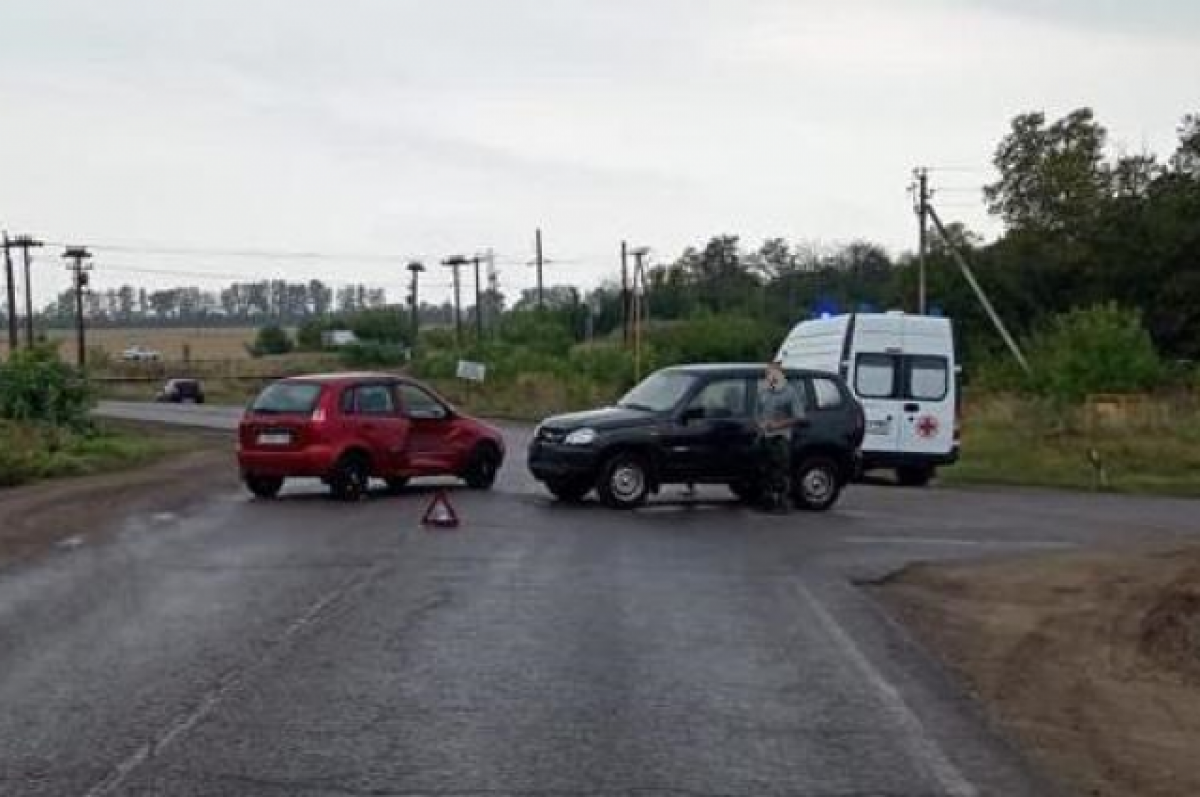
top-left (256, 432), bottom-right (292, 446)
top-left (866, 419), bottom-right (892, 435)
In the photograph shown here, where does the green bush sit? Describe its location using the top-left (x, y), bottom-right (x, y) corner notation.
top-left (980, 304), bottom-right (1165, 401)
top-left (339, 341), bottom-right (408, 368)
top-left (0, 345), bottom-right (94, 429)
top-left (651, 313), bottom-right (779, 366)
top-left (248, 324), bottom-right (294, 357)
top-left (296, 318), bottom-right (334, 351)
top-left (349, 308), bottom-right (410, 345)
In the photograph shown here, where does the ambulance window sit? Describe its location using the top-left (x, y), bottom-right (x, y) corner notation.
top-left (855, 354), bottom-right (897, 399)
top-left (810, 378), bottom-right (844, 409)
top-left (908, 356), bottom-right (949, 401)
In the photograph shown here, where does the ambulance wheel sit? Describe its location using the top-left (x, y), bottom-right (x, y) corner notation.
top-left (896, 466), bottom-right (934, 487)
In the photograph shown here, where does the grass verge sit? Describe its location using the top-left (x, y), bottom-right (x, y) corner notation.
top-left (942, 395), bottom-right (1200, 497)
top-left (0, 419), bottom-right (190, 488)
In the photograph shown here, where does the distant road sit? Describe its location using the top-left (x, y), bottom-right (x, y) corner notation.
top-left (95, 400), bottom-right (245, 431)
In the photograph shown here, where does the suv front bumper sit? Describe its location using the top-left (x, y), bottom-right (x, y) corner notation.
top-left (527, 441), bottom-right (602, 483)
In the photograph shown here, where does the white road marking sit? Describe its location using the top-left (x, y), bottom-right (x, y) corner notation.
top-left (845, 535), bottom-right (1075, 550)
top-left (793, 582), bottom-right (978, 797)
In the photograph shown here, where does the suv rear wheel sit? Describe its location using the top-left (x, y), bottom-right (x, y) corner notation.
top-left (597, 452), bottom-right (650, 509)
top-left (793, 456), bottom-right (841, 512)
top-left (330, 453), bottom-right (370, 501)
top-left (245, 474), bottom-right (284, 499)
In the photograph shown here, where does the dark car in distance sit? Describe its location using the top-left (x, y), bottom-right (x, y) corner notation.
top-left (528, 364), bottom-right (865, 511)
top-left (156, 378), bottom-right (205, 404)
top-left (238, 373), bottom-right (505, 500)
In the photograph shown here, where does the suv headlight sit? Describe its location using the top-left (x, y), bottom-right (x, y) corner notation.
top-left (564, 428), bottom-right (598, 446)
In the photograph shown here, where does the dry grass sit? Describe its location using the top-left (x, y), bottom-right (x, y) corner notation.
top-left (0, 326), bottom-right (266, 362)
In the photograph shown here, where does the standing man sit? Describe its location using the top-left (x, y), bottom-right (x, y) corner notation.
top-left (756, 360), bottom-right (806, 511)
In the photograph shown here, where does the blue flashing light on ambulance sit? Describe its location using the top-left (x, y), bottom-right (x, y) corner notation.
top-left (777, 311), bottom-right (960, 486)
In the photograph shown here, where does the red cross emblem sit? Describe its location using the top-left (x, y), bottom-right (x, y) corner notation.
top-left (916, 415), bottom-right (940, 439)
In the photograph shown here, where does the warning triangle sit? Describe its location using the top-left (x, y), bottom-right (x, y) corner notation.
top-left (421, 490), bottom-right (460, 529)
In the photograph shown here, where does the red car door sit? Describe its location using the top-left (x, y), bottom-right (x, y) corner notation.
top-left (396, 382), bottom-right (463, 474)
top-left (343, 383), bottom-right (411, 475)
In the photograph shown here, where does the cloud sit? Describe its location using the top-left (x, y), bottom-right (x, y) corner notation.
top-left (1, 1), bottom-right (1198, 304)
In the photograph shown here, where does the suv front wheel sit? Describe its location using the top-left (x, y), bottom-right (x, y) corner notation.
top-left (597, 452), bottom-right (650, 509)
top-left (793, 456), bottom-right (842, 512)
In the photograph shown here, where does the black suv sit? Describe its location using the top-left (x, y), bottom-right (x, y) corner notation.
top-left (528, 364), bottom-right (865, 510)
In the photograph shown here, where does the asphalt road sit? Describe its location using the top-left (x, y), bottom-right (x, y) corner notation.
top-left (0, 404), bottom-right (1195, 796)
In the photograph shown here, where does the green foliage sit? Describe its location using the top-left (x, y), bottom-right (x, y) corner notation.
top-left (499, 310), bottom-right (574, 355)
top-left (651, 313), bottom-right (780, 366)
top-left (0, 421), bottom-right (177, 488)
top-left (978, 304), bottom-right (1164, 401)
top-left (0, 345), bottom-right (93, 429)
top-left (249, 324), bottom-right (294, 357)
top-left (348, 308), bottom-right (410, 345)
top-left (295, 318), bottom-right (334, 351)
top-left (984, 108), bottom-right (1111, 233)
top-left (338, 341), bottom-right (408, 368)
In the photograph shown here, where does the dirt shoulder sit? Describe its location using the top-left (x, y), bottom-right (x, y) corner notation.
top-left (0, 423), bottom-right (238, 569)
top-left (878, 546), bottom-right (1200, 797)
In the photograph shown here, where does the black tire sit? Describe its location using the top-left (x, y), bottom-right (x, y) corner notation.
top-left (729, 480), bottom-right (763, 504)
top-left (244, 474), bottom-right (284, 499)
top-left (597, 451), bottom-right (650, 509)
top-left (793, 456), bottom-right (842, 512)
top-left (330, 453), bottom-right (371, 502)
top-left (384, 476), bottom-right (410, 494)
top-left (896, 466), bottom-right (934, 487)
top-left (545, 478), bottom-right (591, 503)
top-left (463, 443), bottom-right (501, 490)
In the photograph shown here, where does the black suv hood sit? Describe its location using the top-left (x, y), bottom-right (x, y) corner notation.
top-left (540, 406), bottom-right (657, 432)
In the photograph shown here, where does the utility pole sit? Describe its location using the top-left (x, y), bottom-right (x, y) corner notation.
top-left (927, 204), bottom-right (1030, 374)
top-left (534, 227), bottom-right (545, 310)
top-left (485, 249), bottom-right (498, 336)
top-left (620, 240), bottom-right (630, 346)
top-left (2, 232), bottom-right (17, 353)
top-left (442, 255), bottom-right (467, 345)
top-left (7, 235), bottom-right (44, 346)
top-left (471, 254), bottom-right (483, 342)
top-left (62, 247), bottom-right (93, 368)
top-left (912, 167), bottom-right (931, 315)
top-left (406, 261), bottom-right (425, 348)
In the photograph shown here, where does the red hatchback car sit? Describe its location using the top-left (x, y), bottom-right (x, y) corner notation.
top-left (237, 373), bottom-right (505, 500)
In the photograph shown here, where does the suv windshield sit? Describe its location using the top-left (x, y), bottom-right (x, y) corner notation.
top-left (617, 371), bottom-right (697, 413)
top-left (251, 382), bottom-right (322, 414)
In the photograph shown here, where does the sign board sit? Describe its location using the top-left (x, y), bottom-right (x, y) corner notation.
top-left (456, 360), bottom-right (487, 382)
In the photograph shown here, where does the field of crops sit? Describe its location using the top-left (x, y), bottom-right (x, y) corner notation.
top-left (0, 326), bottom-right (262, 362)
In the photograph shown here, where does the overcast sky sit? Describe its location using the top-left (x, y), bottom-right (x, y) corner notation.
top-left (1, 0), bottom-right (1198, 305)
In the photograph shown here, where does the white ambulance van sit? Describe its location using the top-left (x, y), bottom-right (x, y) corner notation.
top-left (777, 312), bottom-right (959, 486)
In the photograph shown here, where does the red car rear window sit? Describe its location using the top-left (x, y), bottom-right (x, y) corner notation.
top-left (251, 383), bottom-right (323, 414)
